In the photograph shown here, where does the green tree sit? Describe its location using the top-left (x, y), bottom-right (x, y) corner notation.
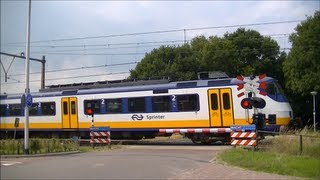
top-left (282, 11), bottom-right (320, 123)
top-left (224, 28), bottom-right (282, 78)
top-left (129, 28), bottom-right (284, 82)
top-left (283, 11), bottom-right (320, 95)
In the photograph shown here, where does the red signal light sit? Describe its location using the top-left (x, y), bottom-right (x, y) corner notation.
top-left (241, 98), bottom-right (252, 109)
top-left (86, 108), bottom-right (93, 115)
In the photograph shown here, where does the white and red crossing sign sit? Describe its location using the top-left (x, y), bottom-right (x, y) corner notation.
top-left (90, 127), bottom-right (111, 146)
top-left (231, 139), bottom-right (257, 146)
top-left (230, 125), bottom-right (258, 147)
top-left (236, 74), bottom-right (268, 97)
top-left (231, 131), bottom-right (256, 139)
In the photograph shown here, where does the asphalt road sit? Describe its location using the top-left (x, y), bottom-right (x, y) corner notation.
top-left (1, 143), bottom-right (296, 180)
top-left (1, 145), bottom-right (227, 180)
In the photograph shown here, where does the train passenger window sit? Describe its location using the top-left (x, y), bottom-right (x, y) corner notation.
top-left (8, 104), bottom-right (22, 116)
top-left (152, 96), bottom-right (170, 112)
top-left (84, 100), bottom-right (101, 114)
top-left (41, 102), bottom-right (56, 116)
top-left (63, 102), bottom-right (68, 115)
top-left (210, 94), bottom-right (218, 110)
top-left (71, 101), bottom-right (76, 114)
top-left (106, 99), bottom-right (122, 113)
top-left (177, 94), bottom-right (199, 111)
top-left (29, 103), bottom-right (38, 116)
top-left (0, 104), bottom-right (7, 117)
top-left (222, 93), bottom-right (230, 110)
top-left (128, 97), bottom-right (145, 113)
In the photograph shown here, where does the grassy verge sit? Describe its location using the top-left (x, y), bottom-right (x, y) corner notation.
top-left (218, 148), bottom-right (320, 178)
top-left (218, 130), bottom-right (320, 179)
top-left (0, 138), bottom-right (79, 155)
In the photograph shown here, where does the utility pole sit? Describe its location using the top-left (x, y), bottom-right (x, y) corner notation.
top-left (24, 0), bottom-right (31, 155)
top-left (311, 91), bottom-right (318, 132)
top-left (0, 52), bottom-right (46, 89)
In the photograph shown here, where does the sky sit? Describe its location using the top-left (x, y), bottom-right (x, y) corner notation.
top-left (0, 1), bottom-right (319, 94)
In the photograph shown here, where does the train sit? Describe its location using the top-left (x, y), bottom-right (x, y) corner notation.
top-left (0, 74), bottom-right (293, 144)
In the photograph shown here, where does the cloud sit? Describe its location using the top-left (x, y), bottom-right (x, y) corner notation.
top-left (1, 1), bottom-right (319, 94)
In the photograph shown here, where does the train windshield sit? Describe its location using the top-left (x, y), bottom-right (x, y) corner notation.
top-left (266, 80), bottom-right (284, 95)
top-left (265, 80), bottom-right (288, 102)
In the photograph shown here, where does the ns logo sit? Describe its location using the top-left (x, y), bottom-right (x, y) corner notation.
top-left (131, 114), bottom-right (144, 121)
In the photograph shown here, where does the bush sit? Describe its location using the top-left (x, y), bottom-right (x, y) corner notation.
top-left (0, 138), bottom-right (79, 155)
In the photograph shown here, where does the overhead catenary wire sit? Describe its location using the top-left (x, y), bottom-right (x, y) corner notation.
top-left (8, 62), bottom-right (138, 76)
top-left (1, 20), bottom-right (300, 45)
top-left (3, 71), bottom-right (130, 84)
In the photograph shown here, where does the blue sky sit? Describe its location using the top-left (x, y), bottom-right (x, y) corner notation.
top-left (1, 1), bottom-right (319, 94)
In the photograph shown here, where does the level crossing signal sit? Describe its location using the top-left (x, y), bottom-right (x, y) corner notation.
top-left (240, 97), bottom-right (266, 109)
top-left (236, 74), bottom-right (268, 97)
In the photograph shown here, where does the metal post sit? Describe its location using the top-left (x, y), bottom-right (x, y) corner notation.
top-left (24, 0), bottom-right (31, 155)
top-left (299, 135), bottom-right (302, 155)
top-left (183, 29), bottom-right (186, 44)
top-left (311, 91), bottom-right (317, 132)
top-left (41, 56), bottom-right (46, 89)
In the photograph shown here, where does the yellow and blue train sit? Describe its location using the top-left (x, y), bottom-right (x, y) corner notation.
top-left (0, 76), bottom-right (292, 143)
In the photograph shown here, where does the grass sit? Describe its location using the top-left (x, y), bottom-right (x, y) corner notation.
top-left (0, 138), bottom-right (80, 155)
top-left (218, 129), bottom-right (320, 179)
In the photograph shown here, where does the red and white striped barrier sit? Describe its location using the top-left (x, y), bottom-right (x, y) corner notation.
top-left (90, 131), bottom-right (111, 137)
top-left (231, 139), bottom-right (257, 146)
top-left (231, 132), bottom-right (256, 139)
top-left (159, 128), bottom-right (231, 134)
top-left (90, 127), bottom-right (111, 147)
top-left (230, 131), bottom-right (257, 147)
top-left (90, 138), bottom-right (110, 144)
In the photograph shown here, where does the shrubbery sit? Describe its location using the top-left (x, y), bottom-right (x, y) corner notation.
top-left (0, 138), bottom-right (79, 155)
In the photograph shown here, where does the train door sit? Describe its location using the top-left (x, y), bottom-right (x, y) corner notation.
top-left (208, 88), bottom-right (234, 127)
top-left (61, 97), bottom-right (78, 128)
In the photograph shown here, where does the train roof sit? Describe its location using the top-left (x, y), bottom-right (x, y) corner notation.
top-left (0, 77), bottom-right (275, 100)
top-left (1, 78), bottom-right (233, 100)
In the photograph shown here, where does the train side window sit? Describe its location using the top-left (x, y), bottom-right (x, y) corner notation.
top-left (222, 93), bottom-right (230, 110)
top-left (128, 97), bottom-right (145, 113)
top-left (106, 99), bottom-right (122, 114)
top-left (177, 94), bottom-right (199, 112)
top-left (29, 103), bottom-right (38, 116)
top-left (84, 100), bottom-right (101, 114)
top-left (71, 101), bottom-right (76, 114)
top-left (63, 102), bottom-right (68, 115)
top-left (8, 104), bottom-right (22, 116)
top-left (0, 104), bottom-right (7, 117)
top-left (210, 94), bottom-right (218, 110)
top-left (41, 102), bottom-right (56, 116)
top-left (152, 96), bottom-right (170, 112)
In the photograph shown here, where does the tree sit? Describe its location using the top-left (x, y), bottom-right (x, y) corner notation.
top-left (283, 11), bottom-right (320, 95)
top-left (129, 28), bottom-right (284, 82)
top-left (224, 28), bottom-right (282, 78)
top-left (282, 11), bottom-right (320, 125)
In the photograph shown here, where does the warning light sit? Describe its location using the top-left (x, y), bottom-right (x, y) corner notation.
top-left (241, 98), bottom-right (252, 109)
top-left (241, 97), bottom-right (266, 109)
top-left (86, 108), bottom-right (93, 115)
top-left (251, 97), bottom-right (266, 109)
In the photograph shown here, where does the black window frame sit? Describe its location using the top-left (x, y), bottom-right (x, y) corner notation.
top-left (222, 93), bottom-right (231, 110)
top-left (84, 99), bottom-right (101, 115)
top-left (106, 98), bottom-right (122, 114)
top-left (8, 104), bottom-right (22, 116)
top-left (177, 94), bottom-right (199, 112)
top-left (128, 97), bottom-right (146, 113)
top-left (152, 96), bottom-right (171, 112)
